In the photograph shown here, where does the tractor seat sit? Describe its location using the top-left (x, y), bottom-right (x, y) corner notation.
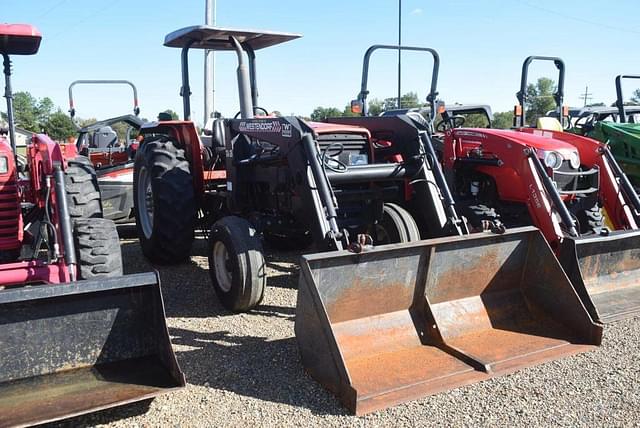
top-left (211, 119), bottom-right (226, 149)
top-left (92, 126), bottom-right (118, 149)
top-left (536, 117), bottom-right (563, 132)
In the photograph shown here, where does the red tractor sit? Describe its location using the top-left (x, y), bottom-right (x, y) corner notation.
top-left (69, 80), bottom-right (143, 223)
top-left (132, 27), bottom-right (456, 312)
top-left (441, 56), bottom-right (640, 324)
top-left (0, 24), bottom-right (183, 427)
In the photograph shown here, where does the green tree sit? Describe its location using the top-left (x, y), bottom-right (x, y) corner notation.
top-left (382, 91), bottom-right (423, 111)
top-left (368, 98), bottom-right (385, 116)
top-left (493, 111), bottom-right (514, 129)
top-left (36, 97), bottom-right (54, 125)
top-left (44, 109), bottom-right (76, 141)
top-left (162, 109), bottom-right (179, 120)
top-left (12, 91), bottom-right (39, 131)
top-left (525, 77), bottom-right (556, 125)
top-left (7, 92), bottom-right (65, 133)
top-left (631, 89), bottom-right (640, 104)
top-left (77, 117), bottom-right (98, 128)
top-left (462, 113), bottom-right (490, 128)
top-left (310, 106), bottom-right (342, 121)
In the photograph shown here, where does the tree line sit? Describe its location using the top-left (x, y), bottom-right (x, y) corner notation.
top-left (2, 91), bottom-right (180, 143)
top-left (309, 80), bottom-right (640, 128)
top-left (4, 92), bottom-right (76, 141)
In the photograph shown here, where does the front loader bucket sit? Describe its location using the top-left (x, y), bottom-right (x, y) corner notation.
top-left (0, 272), bottom-right (185, 427)
top-left (296, 227), bottom-right (601, 415)
top-left (560, 230), bottom-right (640, 323)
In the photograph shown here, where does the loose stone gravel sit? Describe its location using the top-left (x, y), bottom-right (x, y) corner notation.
top-left (49, 228), bottom-right (640, 427)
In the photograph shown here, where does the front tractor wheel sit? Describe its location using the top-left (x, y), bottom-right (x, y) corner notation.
top-left (208, 216), bottom-right (266, 312)
top-left (133, 138), bottom-right (196, 264)
top-left (65, 155), bottom-right (102, 220)
top-left (74, 218), bottom-right (123, 279)
top-left (374, 203), bottom-right (421, 244)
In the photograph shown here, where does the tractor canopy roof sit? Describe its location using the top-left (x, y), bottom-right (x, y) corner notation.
top-left (164, 26), bottom-right (301, 51)
top-left (0, 24), bottom-right (41, 55)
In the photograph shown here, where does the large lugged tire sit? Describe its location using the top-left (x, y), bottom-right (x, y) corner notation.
top-left (375, 203), bottom-right (421, 244)
top-left (65, 156), bottom-right (102, 219)
top-left (134, 138), bottom-right (196, 264)
top-left (459, 203), bottom-right (502, 232)
top-left (208, 216), bottom-right (266, 312)
top-left (576, 203), bottom-right (604, 234)
top-left (74, 218), bottom-right (123, 279)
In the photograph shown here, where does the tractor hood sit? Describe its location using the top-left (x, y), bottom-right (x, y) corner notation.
top-left (453, 128), bottom-right (578, 156)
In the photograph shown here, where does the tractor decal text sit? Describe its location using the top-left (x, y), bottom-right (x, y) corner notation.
top-left (528, 183), bottom-right (543, 209)
top-left (456, 131), bottom-right (487, 139)
top-left (238, 120), bottom-right (281, 132)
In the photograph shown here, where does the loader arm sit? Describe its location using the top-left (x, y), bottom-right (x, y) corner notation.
top-left (329, 115), bottom-right (468, 237)
top-left (445, 129), bottom-right (572, 247)
top-left (225, 116), bottom-right (346, 250)
top-left (519, 128), bottom-right (640, 229)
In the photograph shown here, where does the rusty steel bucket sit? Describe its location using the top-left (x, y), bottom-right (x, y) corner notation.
top-left (0, 272), bottom-right (185, 427)
top-left (559, 230), bottom-right (640, 324)
top-left (295, 227), bottom-right (602, 415)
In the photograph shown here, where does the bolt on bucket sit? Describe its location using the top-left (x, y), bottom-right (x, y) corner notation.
top-left (559, 230), bottom-right (640, 324)
top-left (295, 227), bottom-right (602, 415)
top-left (0, 272), bottom-right (185, 428)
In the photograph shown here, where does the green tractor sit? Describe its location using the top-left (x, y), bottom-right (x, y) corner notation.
top-left (570, 75), bottom-right (640, 187)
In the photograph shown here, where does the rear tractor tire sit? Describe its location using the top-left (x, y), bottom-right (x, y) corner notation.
top-left (208, 216), bottom-right (266, 312)
top-left (133, 138), bottom-right (196, 264)
top-left (374, 203), bottom-right (421, 244)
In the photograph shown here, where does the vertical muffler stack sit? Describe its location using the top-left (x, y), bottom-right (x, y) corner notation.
top-left (560, 230), bottom-right (640, 323)
top-left (296, 227), bottom-right (602, 415)
top-left (0, 272), bottom-right (185, 427)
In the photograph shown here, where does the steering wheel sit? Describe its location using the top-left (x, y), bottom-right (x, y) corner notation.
top-left (233, 107), bottom-right (270, 119)
top-left (436, 115), bottom-right (466, 132)
top-left (573, 113), bottom-right (597, 134)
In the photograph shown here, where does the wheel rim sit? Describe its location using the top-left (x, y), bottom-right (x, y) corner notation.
top-left (137, 166), bottom-right (154, 239)
top-left (212, 241), bottom-right (233, 293)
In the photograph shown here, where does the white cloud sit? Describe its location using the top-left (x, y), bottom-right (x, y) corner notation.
top-left (410, 8), bottom-right (423, 15)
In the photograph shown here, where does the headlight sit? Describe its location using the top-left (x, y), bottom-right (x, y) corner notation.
top-left (543, 151), bottom-right (563, 170)
top-left (0, 157), bottom-right (7, 174)
top-left (568, 151), bottom-right (580, 169)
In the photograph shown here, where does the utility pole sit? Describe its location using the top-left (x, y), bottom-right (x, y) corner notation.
top-left (397, 0), bottom-right (402, 109)
top-left (204, 0), bottom-right (216, 125)
top-left (580, 85), bottom-right (593, 107)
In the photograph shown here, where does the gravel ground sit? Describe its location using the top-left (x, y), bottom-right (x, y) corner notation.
top-left (50, 227), bottom-right (640, 427)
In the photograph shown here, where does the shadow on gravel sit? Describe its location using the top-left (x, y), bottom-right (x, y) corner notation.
top-left (170, 327), bottom-right (346, 416)
top-left (119, 239), bottom-right (222, 318)
top-left (110, 232), bottom-right (343, 417)
top-left (119, 236), bottom-right (301, 319)
top-left (38, 400), bottom-right (152, 428)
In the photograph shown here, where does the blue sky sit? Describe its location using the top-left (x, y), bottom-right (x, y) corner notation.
top-left (3, 0), bottom-right (640, 125)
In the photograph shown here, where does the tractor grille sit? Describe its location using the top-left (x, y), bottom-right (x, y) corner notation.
top-left (0, 179), bottom-right (21, 250)
top-left (317, 134), bottom-right (370, 166)
top-left (552, 161), bottom-right (599, 195)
